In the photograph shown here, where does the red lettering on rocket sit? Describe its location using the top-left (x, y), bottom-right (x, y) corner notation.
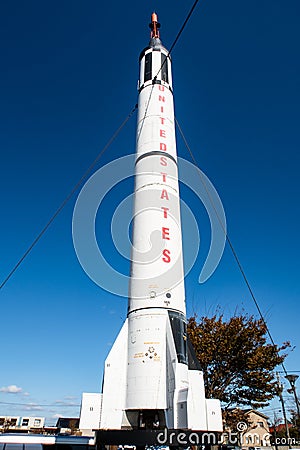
top-left (160, 157), bottom-right (167, 166)
top-left (162, 227), bottom-right (170, 240)
top-left (161, 207), bottom-right (169, 218)
top-left (162, 249), bottom-right (171, 263)
top-left (157, 84), bottom-right (171, 265)
top-left (161, 173), bottom-right (167, 182)
top-left (161, 189), bottom-right (169, 200)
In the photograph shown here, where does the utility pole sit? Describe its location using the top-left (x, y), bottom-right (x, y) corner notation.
top-left (273, 411), bottom-right (278, 450)
top-left (276, 372), bottom-right (291, 448)
top-left (286, 375), bottom-right (300, 416)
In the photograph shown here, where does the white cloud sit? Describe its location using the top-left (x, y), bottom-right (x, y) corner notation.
top-left (0, 385), bottom-right (23, 394)
top-left (24, 403), bottom-right (43, 411)
top-left (54, 399), bottom-right (78, 406)
top-left (64, 396), bottom-right (77, 401)
top-left (23, 392), bottom-right (30, 397)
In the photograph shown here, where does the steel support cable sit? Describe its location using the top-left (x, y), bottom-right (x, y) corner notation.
top-left (175, 116), bottom-right (288, 376)
top-left (168, 0), bottom-right (201, 56)
top-left (137, 0), bottom-right (202, 146)
top-left (0, 0), bottom-right (202, 290)
top-left (0, 105), bottom-right (137, 291)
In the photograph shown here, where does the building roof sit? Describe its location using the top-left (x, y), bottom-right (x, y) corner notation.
top-left (225, 408), bottom-right (270, 420)
top-left (269, 423), bottom-right (293, 432)
top-left (243, 409), bottom-right (270, 420)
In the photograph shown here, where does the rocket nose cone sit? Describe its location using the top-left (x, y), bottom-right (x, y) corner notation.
top-left (149, 37), bottom-right (162, 49)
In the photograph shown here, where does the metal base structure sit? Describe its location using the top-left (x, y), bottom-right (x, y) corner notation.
top-left (95, 429), bottom-right (221, 448)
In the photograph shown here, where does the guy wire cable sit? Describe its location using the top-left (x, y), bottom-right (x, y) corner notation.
top-left (0, 105), bottom-right (137, 291)
top-left (0, 0), bottom-right (203, 291)
top-left (175, 116), bottom-right (288, 377)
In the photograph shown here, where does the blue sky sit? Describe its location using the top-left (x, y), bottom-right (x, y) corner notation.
top-left (0, 0), bottom-right (299, 425)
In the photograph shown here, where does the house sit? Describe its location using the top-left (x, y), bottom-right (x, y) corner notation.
top-left (0, 416), bottom-right (45, 433)
top-left (240, 409), bottom-right (271, 448)
top-left (223, 409), bottom-right (271, 449)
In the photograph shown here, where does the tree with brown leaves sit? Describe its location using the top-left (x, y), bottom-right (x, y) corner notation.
top-left (187, 314), bottom-right (290, 415)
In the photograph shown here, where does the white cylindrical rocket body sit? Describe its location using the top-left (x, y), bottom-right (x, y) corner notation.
top-left (99, 23), bottom-right (223, 433)
top-left (126, 38), bottom-right (189, 416)
top-left (129, 41), bottom-right (185, 313)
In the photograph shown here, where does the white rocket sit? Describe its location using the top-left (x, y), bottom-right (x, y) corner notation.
top-left (99, 13), bottom-right (222, 432)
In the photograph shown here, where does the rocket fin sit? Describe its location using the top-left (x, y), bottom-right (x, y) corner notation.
top-left (187, 369), bottom-right (208, 430)
top-left (206, 398), bottom-right (223, 432)
top-left (100, 319), bottom-right (128, 429)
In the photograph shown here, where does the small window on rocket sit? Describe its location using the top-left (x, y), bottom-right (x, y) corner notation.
top-left (144, 53), bottom-right (152, 82)
top-left (161, 54), bottom-right (169, 83)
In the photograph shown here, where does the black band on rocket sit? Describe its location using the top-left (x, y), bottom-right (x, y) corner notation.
top-left (135, 150), bottom-right (177, 166)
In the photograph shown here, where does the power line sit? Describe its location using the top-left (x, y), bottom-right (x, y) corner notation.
top-left (175, 116), bottom-right (288, 377)
top-left (0, 401), bottom-right (80, 407)
top-left (263, 407), bottom-right (284, 411)
top-left (278, 371), bottom-right (300, 374)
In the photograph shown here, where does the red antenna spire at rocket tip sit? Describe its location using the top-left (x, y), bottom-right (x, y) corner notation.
top-left (149, 12), bottom-right (161, 39)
